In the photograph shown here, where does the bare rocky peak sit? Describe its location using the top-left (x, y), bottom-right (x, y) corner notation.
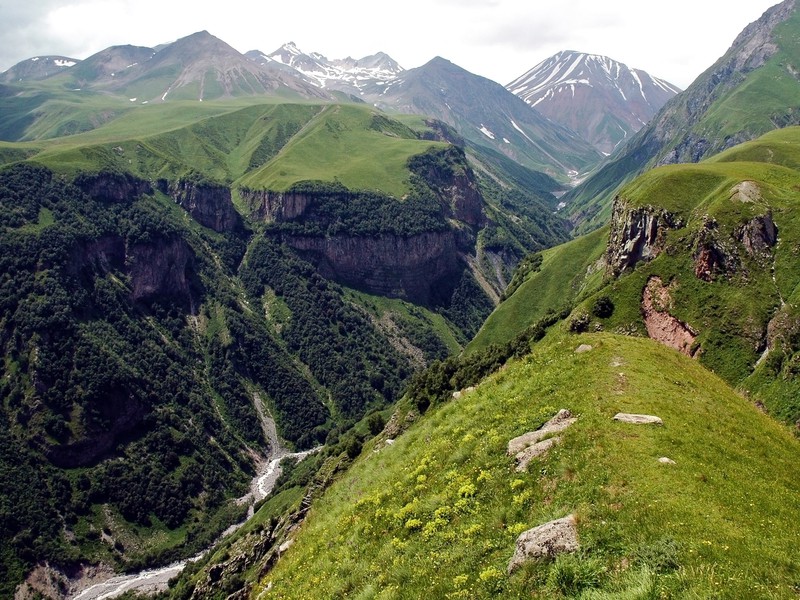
top-left (726, 0), bottom-right (795, 72)
top-left (254, 42), bottom-right (403, 92)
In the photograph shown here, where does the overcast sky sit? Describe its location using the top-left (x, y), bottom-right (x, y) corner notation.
top-left (0, 0), bottom-right (783, 89)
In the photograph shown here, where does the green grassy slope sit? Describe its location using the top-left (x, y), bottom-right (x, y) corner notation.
top-left (256, 331), bottom-right (800, 599)
top-left (14, 101), bottom-right (444, 199)
top-left (468, 228), bottom-right (607, 353)
top-left (467, 127), bottom-right (800, 428)
top-left (239, 104), bottom-right (445, 197)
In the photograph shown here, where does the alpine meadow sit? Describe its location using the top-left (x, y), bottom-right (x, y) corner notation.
top-left (1, 2), bottom-right (799, 599)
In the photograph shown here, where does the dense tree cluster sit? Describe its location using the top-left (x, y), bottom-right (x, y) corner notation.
top-left (241, 237), bottom-right (411, 426)
top-left (266, 179), bottom-right (449, 238)
top-left (0, 165), bottom-right (258, 588)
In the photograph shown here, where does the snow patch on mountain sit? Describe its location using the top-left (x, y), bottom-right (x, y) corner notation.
top-left (248, 42), bottom-right (404, 93)
top-left (506, 50), bottom-right (681, 155)
top-left (479, 125), bottom-right (496, 139)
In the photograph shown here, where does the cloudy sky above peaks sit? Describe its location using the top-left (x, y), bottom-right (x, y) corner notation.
top-left (0, 0), bottom-right (782, 89)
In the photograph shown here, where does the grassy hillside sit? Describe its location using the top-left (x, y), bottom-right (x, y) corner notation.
top-left (240, 104), bottom-right (446, 197)
top-left (10, 101), bottom-right (444, 200)
top-left (468, 228), bottom-right (607, 353)
top-left (255, 331), bottom-right (800, 599)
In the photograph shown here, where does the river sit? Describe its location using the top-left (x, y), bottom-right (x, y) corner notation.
top-left (70, 398), bottom-right (319, 600)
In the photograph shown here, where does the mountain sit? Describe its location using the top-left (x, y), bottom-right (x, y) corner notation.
top-left (64, 44), bottom-right (156, 86)
top-left (565, 0), bottom-right (800, 232)
top-left (0, 35), bottom-right (605, 183)
top-left (0, 97), bottom-right (574, 595)
top-left (0, 55), bottom-right (80, 83)
top-left (370, 56), bottom-right (603, 182)
top-left (175, 125), bottom-right (800, 600)
top-left (243, 45), bottom-right (605, 182)
top-left (246, 42), bottom-right (403, 97)
top-left (18, 31), bottom-right (331, 104)
top-left (507, 51), bottom-right (680, 155)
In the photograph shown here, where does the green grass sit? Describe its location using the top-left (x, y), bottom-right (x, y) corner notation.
top-left (240, 104), bottom-right (447, 197)
top-left (10, 99), bottom-right (447, 199)
top-left (255, 331), bottom-right (800, 599)
top-left (468, 228), bottom-right (607, 353)
top-left (471, 125), bottom-right (800, 441)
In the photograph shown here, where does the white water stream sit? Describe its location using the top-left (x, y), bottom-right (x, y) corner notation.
top-left (70, 399), bottom-right (320, 600)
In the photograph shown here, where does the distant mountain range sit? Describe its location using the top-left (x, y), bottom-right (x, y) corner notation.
top-left (0, 35), bottom-right (680, 182)
top-left (246, 42), bottom-right (402, 97)
top-left (506, 51), bottom-right (680, 155)
top-left (246, 44), bottom-right (603, 179)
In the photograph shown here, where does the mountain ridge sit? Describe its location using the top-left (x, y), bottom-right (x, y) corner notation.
top-left (507, 50), bottom-right (680, 155)
top-left (564, 0), bottom-right (799, 232)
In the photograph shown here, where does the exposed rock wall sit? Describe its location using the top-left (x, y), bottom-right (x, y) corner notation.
top-left (74, 171), bottom-right (153, 203)
top-left (128, 236), bottom-right (193, 303)
top-left (238, 188), bottom-right (313, 224)
top-left (241, 147), bottom-right (490, 304)
top-left (161, 179), bottom-right (242, 232)
top-left (285, 231), bottom-right (461, 304)
top-left (606, 197), bottom-right (682, 276)
top-left (641, 276), bottom-right (698, 357)
top-left (68, 235), bottom-right (126, 278)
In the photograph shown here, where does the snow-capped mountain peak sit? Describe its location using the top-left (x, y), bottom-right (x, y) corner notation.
top-left (246, 43), bottom-right (403, 93)
top-left (507, 50), bottom-right (681, 155)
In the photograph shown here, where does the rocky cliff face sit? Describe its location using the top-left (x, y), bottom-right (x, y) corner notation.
top-left (409, 148), bottom-right (486, 228)
top-left (239, 188), bottom-right (313, 223)
top-left (286, 231), bottom-right (461, 304)
top-left (641, 276), bottom-right (699, 357)
top-left (242, 147), bottom-right (491, 304)
top-left (606, 197), bottom-right (682, 276)
top-left (74, 171), bottom-right (153, 202)
top-left (127, 235), bottom-right (194, 303)
top-left (160, 178), bottom-right (243, 232)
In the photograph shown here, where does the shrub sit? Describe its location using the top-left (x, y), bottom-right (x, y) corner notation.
top-left (591, 295), bottom-right (615, 318)
top-left (367, 412), bottom-right (386, 436)
top-left (569, 312), bottom-right (591, 333)
top-left (635, 537), bottom-right (681, 573)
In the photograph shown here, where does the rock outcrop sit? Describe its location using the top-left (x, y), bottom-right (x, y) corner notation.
top-left (128, 235), bottom-right (194, 303)
top-left (74, 171), bottom-right (153, 203)
top-left (606, 198), bottom-right (682, 276)
top-left (613, 413), bottom-right (664, 425)
top-left (161, 178), bottom-right (242, 232)
top-left (508, 409), bottom-right (577, 472)
top-left (736, 213), bottom-right (777, 258)
top-left (239, 188), bottom-right (313, 223)
top-left (68, 235), bottom-right (126, 278)
top-left (285, 231), bottom-right (461, 304)
top-left (641, 276), bottom-right (698, 357)
top-left (693, 193), bottom-right (777, 281)
top-left (507, 515), bottom-right (579, 573)
top-left (239, 146), bottom-right (493, 304)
